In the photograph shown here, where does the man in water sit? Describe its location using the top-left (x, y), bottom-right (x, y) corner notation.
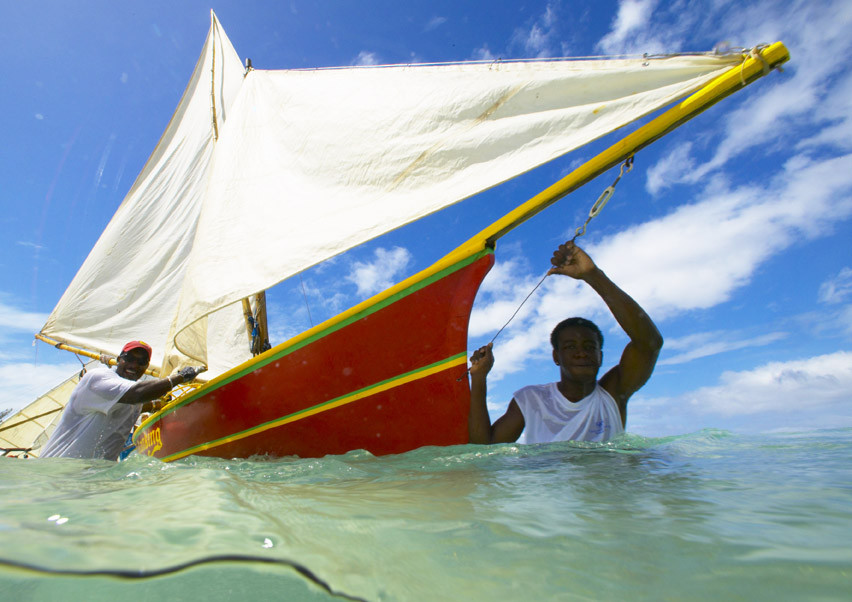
top-left (41, 341), bottom-right (203, 460)
top-left (468, 241), bottom-right (662, 444)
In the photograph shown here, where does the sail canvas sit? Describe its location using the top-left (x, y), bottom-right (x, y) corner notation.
top-left (42, 12), bottom-right (747, 379)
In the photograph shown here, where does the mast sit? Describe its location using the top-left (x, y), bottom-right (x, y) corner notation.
top-left (241, 293), bottom-right (271, 356)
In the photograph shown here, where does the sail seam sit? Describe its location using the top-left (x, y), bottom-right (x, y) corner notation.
top-left (210, 18), bottom-right (219, 140)
top-left (278, 50), bottom-right (740, 72)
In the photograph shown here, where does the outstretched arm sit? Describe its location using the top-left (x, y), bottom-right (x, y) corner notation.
top-left (117, 367), bottom-right (205, 411)
top-left (468, 343), bottom-right (525, 444)
top-left (549, 241), bottom-right (663, 418)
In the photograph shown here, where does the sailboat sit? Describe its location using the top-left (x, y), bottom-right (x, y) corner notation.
top-left (0, 363), bottom-right (92, 457)
top-left (33, 12), bottom-right (788, 461)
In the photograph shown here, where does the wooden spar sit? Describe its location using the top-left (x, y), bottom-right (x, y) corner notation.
top-left (252, 291), bottom-right (270, 355)
top-left (241, 293), bottom-right (271, 355)
top-left (0, 407), bottom-right (63, 434)
top-left (33, 333), bottom-right (158, 376)
top-left (240, 298), bottom-right (254, 341)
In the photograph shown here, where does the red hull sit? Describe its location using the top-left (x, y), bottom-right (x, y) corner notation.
top-left (134, 251), bottom-right (494, 460)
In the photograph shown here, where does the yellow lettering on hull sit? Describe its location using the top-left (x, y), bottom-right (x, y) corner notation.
top-left (137, 427), bottom-right (162, 456)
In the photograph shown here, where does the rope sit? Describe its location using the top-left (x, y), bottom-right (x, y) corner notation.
top-left (485, 272), bottom-right (549, 348)
top-left (460, 158), bottom-right (634, 380)
top-left (299, 274), bottom-right (314, 327)
top-left (739, 45), bottom-right (778, 86)
top-left (0, 407), bottom-right (63, 434)
top-left (74, 353), bottom-right (87, 377)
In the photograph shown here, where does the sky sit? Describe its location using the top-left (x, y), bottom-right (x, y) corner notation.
top-left (1, 0), bottom-right (850, 438)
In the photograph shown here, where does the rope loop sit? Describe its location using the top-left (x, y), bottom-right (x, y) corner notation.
top-left (740, 44), bottom-right (776, 86)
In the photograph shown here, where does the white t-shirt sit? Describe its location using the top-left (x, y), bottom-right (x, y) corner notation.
top-left (513, 383), bottom-right (624, 443)
top-left (40, 367), bottom-right (140, 460)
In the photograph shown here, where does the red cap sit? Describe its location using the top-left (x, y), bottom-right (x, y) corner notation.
top-left (122, 340), bottom-right (152, 358)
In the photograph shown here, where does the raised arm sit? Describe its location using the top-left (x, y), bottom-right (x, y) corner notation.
top-left (549, 241), bottom-right (662, 417)
top-left (468, 343), bottom-right (525, 444)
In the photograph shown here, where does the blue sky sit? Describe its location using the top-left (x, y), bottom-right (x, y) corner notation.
top-left (1, 0), bottom-right (850, 437)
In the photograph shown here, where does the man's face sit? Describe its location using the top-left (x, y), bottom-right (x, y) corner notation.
top-left (116, 349), bottom-right (150, 381)
top-left (552, 326), bottom-right (602, 383)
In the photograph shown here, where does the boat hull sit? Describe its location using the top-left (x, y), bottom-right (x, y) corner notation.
top-left (134, 250), bottom-right (494, 460)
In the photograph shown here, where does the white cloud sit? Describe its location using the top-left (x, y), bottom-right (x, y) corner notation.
top-left (16, 241), bottom-right (44, 252)
top-left (423, 16), bottom-right (447, 32)
top-left (819, 267), bottom-right (852, 304)
top-left (352, 51), bottom-right (379, 66)
top-left (0, 300), bottom-right (48, 332)
top-left (0, 361), bottom-right (83, 414)
top-left (595, 0), bottom-right (693, 56)
top-left (511, 2), bottom-right (560, 58)
top-left (645, 141), bottom-right (695, 195)
top-left (297, 278), bottom-right (349, 316)
top-left (684, 351), bottom-right (852, 416)
top-left (596, 152), bottom-right (852, 318)
top-left (471, 45), bottom-right (496, 61)
top-left (644, 0), bottom-right (852, 188)
top-left (795, 62), bottom-right (852, 152)
top-left (597, 0), bottom-right (658, 54)
top-left (659, 331), bottom-right (787, 366)
top-left (627, 350), bottom-right (852, 434)
top-left (346, 247), bottom-right (412, 297)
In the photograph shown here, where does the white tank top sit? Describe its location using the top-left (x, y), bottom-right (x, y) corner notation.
top-left (513, 383), bottom-right (624, 443)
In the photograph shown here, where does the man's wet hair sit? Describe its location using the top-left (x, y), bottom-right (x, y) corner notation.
top-left (550, 318), bottom-right (604, 350)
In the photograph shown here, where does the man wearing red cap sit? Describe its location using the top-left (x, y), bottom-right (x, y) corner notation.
top-left (41, 341), bottom-right (203, 460)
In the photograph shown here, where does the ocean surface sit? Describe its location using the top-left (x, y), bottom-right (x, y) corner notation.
top-left (0, 429), bottom-right (849, 601)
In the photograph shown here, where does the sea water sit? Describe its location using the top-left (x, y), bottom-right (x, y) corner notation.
top-left (0, 429), bottom-right (849, 601)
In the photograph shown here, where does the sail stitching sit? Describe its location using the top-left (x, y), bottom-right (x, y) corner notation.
top-left (210, 20), bottom-right (219, 140)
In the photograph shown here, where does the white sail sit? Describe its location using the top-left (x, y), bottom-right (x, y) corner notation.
top-left (41, 11), bottom-right (745, 372)
top-left (40, 12), bottom-right (249, 376)
top-left (172, 51), bottom-right (741, 363)
top-left (0, 364), bottom-right (91, 457)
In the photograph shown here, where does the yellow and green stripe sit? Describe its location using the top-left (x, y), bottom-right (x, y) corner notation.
top-left (158, 351), bottom-right (467, 462)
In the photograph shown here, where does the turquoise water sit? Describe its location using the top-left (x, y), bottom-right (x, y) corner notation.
top-left (1, 429), bottom-right (849, 601)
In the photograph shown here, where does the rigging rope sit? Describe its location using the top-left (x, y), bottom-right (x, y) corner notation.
top-left (460, 157), bottom-right (634, 380)
top-left (299, 274), bottom-right (314, 327)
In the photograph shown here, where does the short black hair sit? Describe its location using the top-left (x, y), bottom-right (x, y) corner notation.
top-left (550, 318), bottom-right (604, 350)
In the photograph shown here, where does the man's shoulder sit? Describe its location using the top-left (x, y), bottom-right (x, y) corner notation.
top-left (79, 366), bottom-right (123, 386)
top-left (85, 365), bottom-right (118, 377)
top-left (513, 382), bottom-right (557, 400)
